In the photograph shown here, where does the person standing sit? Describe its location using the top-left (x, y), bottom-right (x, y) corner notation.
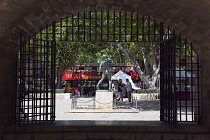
top-left (116, 79), bottom-right (123, 102)
top-left (125, 79), bottom-right (132, 102)
top-left (114, 80), bottom-right (119, 98)
top-left (139, 81), bottom-right (144, 89)
top-left (111, 81), bottom-right (116, 99)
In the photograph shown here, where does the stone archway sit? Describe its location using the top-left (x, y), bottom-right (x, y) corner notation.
top-left (15, 11), bottom-right (201, 126)
top-left (1, 1), bottom-right (210, 139)
top-left (0, 0), bottom-right (209, 52)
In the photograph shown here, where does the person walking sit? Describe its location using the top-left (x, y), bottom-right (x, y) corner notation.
top-left (125, 79), bottom-right (132, 102)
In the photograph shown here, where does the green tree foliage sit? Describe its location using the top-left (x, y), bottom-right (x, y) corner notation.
top-left (35, 11), bottom-right (196, 89)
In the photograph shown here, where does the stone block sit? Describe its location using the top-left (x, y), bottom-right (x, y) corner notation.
top-left (111, 132), bottom-right (135, 140)
top-left (33, 134), bottom-right (61, 140)
top-left (95, 90), bottom-right (113, 109)
top-left (88, 132), bottom-right (112, 139)
top-left (56, 93), bottom-right (72, 100)
top-left (63, 132), bottom-right (88, 140)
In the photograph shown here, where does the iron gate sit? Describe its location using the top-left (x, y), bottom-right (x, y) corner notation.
top-left (160, 37), bottom-right (177, 125)
top-left (15, 34), bottom-right (56, 126)
top-left (16, 11), bottom-right (201, 126)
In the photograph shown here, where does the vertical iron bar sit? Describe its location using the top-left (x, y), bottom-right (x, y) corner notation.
top-left (179, 34), bottom-right (182, 122)
top-left (184, 38), bottom-right (187, 121)
top-left (34, 37), bottom-right (37, 123)
top-left (15, 38), bottom-right (18, 124)
top-left (107, 10), bottom-right (109, 42)
top-left (21, 36), bottom-right (25, 125)
top-left (114, 10), bottom-right (116, 41)
top-left (24, 36), bottom-right (27, 125)
top-left (137, 14), bottom-right (139, 42)
top-left (90, 11), bottom-right (92, 42)
top-left (95, 11), bottom-right (97, 41)
top-left (52, 21), bottom-right (56, 122)
top-left (101, 10), bottom-right (103, 42)
top-left (27, 36), bottom-right (31, 124)
top-left (83, 12), bottom-right (86, 41)
top-left (160, 22), bottom-right (163, 42)
top-left (40, 38), bottom-right (43, 122)
top-left (131, 12), bottom-right (133, 42)
top-left (66, 17), bottom-right (68, 41)
top-left (60, 18), bottom-right (63, 41)
top-left (46, 25), bottom-right (49, 121)
top-left (19, 34), bottom-right (23, 126)
top-left (190, 42), bottom-right (194, 121)
top-left (125, 11), bottom-right (127, 41)
top-left (154, 19), bottom-right (156, 42)
top-left (197, 55), bottom-right (200, 123)
top-left (168, 26), bottom-right (171, 124)
top-left (142, 15), bottom-right (145, 42)
top-left (119, 11), bottom-right (122, 42)
top-left (78, 13), bottom-right (80, 41)
top-left (72, 15), bottom-right (74, 42)
top-left (32, 37), bottom-right (36, 124)
top-left (41, 31), bottom-right (45, 122)
top-left (148, 16), bottom-right (150, 42)
top-left (173, 30), bottom-right (177, 126)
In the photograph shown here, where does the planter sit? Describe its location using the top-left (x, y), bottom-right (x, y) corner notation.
top-left (56, 93), bottom-right (72, 99)
top-left (131, 93), bottom-right (159, 100)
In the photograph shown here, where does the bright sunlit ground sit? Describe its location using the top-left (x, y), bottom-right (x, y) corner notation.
top-left (55, 97), bottom-right (160, 121)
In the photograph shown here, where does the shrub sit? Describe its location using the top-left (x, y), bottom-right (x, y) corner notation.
top-left (136, 89), bottom-right (157, 93)
top-left (56, 89), bottom-right (65, 93)
top-left (64, 85), bottom-right (71, 93)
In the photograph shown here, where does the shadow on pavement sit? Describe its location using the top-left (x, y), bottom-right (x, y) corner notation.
top-left (136, 100), bottom-right (160, 111)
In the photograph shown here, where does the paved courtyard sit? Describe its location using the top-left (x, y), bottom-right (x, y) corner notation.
top-left (55, 97), bottom-right (160, 121)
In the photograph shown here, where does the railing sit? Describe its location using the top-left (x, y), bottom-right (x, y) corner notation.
top-left (71, 96), bottom-right (139, 109)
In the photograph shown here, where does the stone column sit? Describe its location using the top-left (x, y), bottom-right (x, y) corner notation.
top-left (200, 50), bottom-right (210, 127)
top-left (0, 46), bottom-right (17, 137)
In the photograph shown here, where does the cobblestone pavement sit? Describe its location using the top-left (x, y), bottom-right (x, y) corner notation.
top-left (55, 97), bottom-right (160, 121)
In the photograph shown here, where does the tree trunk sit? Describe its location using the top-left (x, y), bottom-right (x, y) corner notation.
top-left (56, 72), bottom-right (64, 89)
top-left (150, 65), bottom-right (160, 89)
top-left (141, 47), bottom-right (150, 75)
top-left (113, 42), bottom-right (150, 87)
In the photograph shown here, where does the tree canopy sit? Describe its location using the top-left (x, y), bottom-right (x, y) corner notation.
top-left (33, 11), bottom-right (196, 89)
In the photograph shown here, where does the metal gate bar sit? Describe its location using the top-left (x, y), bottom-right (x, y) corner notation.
top-left (16, 32), bottom-right (56, 126)
top-left (160, 28), bottom-right (177, 125)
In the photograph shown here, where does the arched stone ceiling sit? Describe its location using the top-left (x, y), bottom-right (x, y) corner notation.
top-left (0, 0), bottom-right (210, 52)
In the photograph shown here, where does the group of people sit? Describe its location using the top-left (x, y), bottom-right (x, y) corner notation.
top-left (81, 81), bottom-right (96, 96)
top-left (111, 78), bottom-right (132, 103)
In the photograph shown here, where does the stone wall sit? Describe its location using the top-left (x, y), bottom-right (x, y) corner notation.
top-left (0, 0), bottom-right (210, 52)
top-left (2, 125), bottom-right (210, 140)
top-left (1, 0), bottom-right (210, 139)
top-left (200, 50), bottom-right (210, 125)
top-left (0, 44), bottom-right (210, 139)
top-left (0, 46), bottom-right (17, 139)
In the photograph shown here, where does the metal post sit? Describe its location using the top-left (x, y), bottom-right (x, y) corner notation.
top-left (135, 97), bottom-right (137, 109)
top-left (71, 98), bottom-right (74, 109)
top-left (74, 98), bottom-right (77, 108)
top-left (93, 97), bottom-right (95, 108)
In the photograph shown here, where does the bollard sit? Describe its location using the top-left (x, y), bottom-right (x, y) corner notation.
top-left (71, 98), bottom-right (74, 109)
top-left (114, 99), bottom-right (116, 108)
top-left (75, 98), bottom-right (77, 109)
top-left (93, 97), bottom-right (95, 108)
top-left (135, 97), bottom-right (137, 109)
